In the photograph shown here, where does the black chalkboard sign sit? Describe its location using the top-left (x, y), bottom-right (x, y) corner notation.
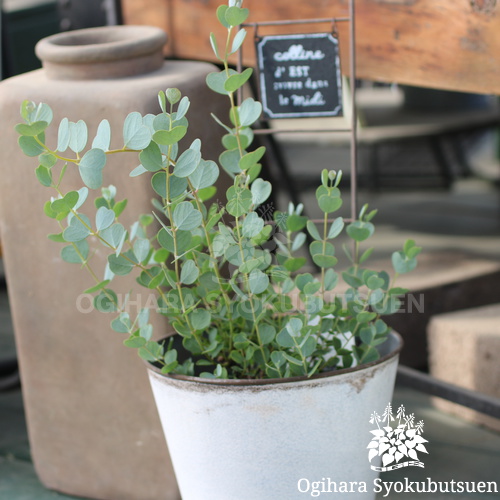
top-left (256, 33), bottom-right (343, 119)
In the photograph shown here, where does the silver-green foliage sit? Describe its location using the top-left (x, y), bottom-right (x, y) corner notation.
top-left (16, 0), bottom-right (421, 380)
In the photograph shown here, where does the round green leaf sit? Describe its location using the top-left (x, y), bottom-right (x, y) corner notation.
top-left (346, 221), bottom-right (374, 242)
top-left (158, 228), bottom-right (192, 253)
top-left (180, 259), bottom-right (199, 285)
top-left (123, 112), bottom-right (151, 150)
top-left (15, 121), bottom-right (48, 137)
top-left (18, 136), bottom-right (45, 157)
top-left (94, 289), bottom-right (118, 313)
top-left (92, 119), bottom-right (111, 151)
top-left (78, 148), bottom-right (106, 189)
top-left (140, 141), bottom-right (164, 172)
top-left (108, 254), bottom-right (134, 276)
top-left (318, 194), bottom-right (342, 213)
top-left (216, 4), bottom-right (230, 28)
top-left (38, 152), bottom-right (57, 168)
top-left (328, 217), bottom-right (344, 239)
top-left (206, 71), bottom-right (232, 96)
top-left (248, 269), bottom-right (269, 295)
top-left (312, 254), bottom-right (338, 268)
top-left (231, 27), bottom-right (247, 54)
top-left (226, 187), bottom-right (253, 217)
top-left (176, 96), bottom-right (190, 121)
top-left (190, 309), bottom-right (211, 331)
top-left (133, 238), bottom-right (150, 263)
top-left (224, 6), bottom-right (249, 26)
top-left (63, 215), bottom-right (91, 242)
top-left (239, 98), bottom-right (262, 127)
top-left (61, 240), bottom-right (89, 264)
top-left (35, 165), bottom-right (52, 187)
top-left (95, 206), bottom-right (115, 231)
top-left (219, 148), bottom-right (242, 174)
top-left (153, 126), bottom-right (187, 146)
top-left (174, 148), bottom-right (201, 178)
top-left (173, 202), bottom-right (202, 231)
top-left (306, 220), bottom-right (321, 241)
top-left (251, 178), bottom-right (271, 206)
top-left (57, 117), bottom-right (70, 152)
top-left (69, 120), bottom-right (88, 153)
top-left (224, 67), bottom-right (253, 93)
top-left (259, 324), bottom-right (276, 345)
top-left (242, 212), bottom-right (264, 238)
top-left (392, 251), bottom-right (417, 274)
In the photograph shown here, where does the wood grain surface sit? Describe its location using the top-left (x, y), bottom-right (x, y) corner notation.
top-left (122, 0), bottom-right (500, 94)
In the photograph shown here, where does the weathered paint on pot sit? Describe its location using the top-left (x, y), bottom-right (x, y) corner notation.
top-left (147, 332), bottom-right (402, 500)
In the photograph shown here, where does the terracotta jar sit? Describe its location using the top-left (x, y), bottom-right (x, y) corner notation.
top-left (0, 25), bottom-right (229, 500)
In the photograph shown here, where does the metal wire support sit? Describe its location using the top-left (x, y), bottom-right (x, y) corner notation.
top-left (237, 4), bottom-right (358, 224)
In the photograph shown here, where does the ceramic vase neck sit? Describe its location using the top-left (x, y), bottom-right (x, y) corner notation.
top-left (35, 25), bottom-right (167, 80)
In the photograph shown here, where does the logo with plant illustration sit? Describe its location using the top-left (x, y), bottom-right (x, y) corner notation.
top-left (367, 403), bottom-right (428, 471)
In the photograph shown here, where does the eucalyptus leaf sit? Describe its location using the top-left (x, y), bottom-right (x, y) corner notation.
top-left (216, 4), bottom-right (230, 28)
top-left (189, 159), bottom-right (219, 190)
top-left (239, 145), bottom-right (265, 171)
top-left (15, 121), bottom-right (48, 137)
top-left (69, 120), bottom-right (88, 153)
top-left (251, 178), bottom-right (271, 205)
top-left (226, 187), bottom-right (252, 217)
top-left (181, 259), bottom-right (200, 285)
top-left (224, 67), bottom-right (253, 93)
top-left (392, 251), bottom-right (417, 274)
top-left (306, 221), bottom-right (321, 241)
top-left (173, 202), bottom-right (202, 231)
top-left (242, 212), bottom-right (264, 238)
top-left (224, 6), bottom-right (249, 26)
top-left (219, 148), bottom-right (242, 174)
top-left (231, 28), bottom-right (247, 54)
top-left (18, 136), bottom-right (45, 157)
top-left (153, 126), bottom-right (187, 146)
top-left (248, 269), bottom-right (269, 295)
top-left (133, 238), bottom-right (150, 263)
top-left (61, 240), bottom-right (89, 264)
top-left (100, 223), bottom-right (125, 248)
top-left (176, 96), bottom-right (190, 121)
top-left (108, 254), bottom-right (134, 276)
top-left (92, 119), bottom-right (111, 151)
top-left (239, 98), bottom-right (262, 126)
top-left (35, 165), bottom-right (52, 187)
top-left (259, 324), bottom-right (275, 345)
top-left (78, 148), bottom-right (106, 189)
top-left (123, 112), bottom-right (151, 149)
top-left (95, 206), bottom-right (115, 231)
top-left (63, 215), bottom-right (91, 242)
top-left (38, 152), bottom-right (57, 168)
top-left (174, 148), bottom-right (201, 178)
top-left (206, 70), bottom-right (234, 96)
top-left (328, 217), bottom-right (344, 239)
top-left (190, 309), bottom-right (211, 331)
top-left (140, 141), bottom-right (164, 172)
top-left (346, 221), bottom-right (374, 242)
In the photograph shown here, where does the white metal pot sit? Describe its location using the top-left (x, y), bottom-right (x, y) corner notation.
top-left (147, 332), bottom-right (402, 500)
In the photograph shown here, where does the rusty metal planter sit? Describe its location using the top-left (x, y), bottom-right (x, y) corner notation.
top-left (147, 332), bottom-right (402, 500)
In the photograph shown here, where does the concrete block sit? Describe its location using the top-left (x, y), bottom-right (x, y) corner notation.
top-left (427, 304), bottom-right (500, 433)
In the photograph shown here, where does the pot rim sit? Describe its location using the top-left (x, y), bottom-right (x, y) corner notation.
top-left (146, 330), bottom-right (403, 387)
top-left (35, 25), bottom-right (167, 65)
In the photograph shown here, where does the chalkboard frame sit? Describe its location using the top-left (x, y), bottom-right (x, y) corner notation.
top-left (255, 32), bottom-right (343, 119)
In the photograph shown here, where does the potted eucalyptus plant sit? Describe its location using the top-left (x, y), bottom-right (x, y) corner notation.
top-left (16, 1), bottom-right (421, 498)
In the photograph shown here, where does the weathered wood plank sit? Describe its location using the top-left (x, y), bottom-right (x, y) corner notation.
top-left (121, 0), bottom-right (500, 94)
